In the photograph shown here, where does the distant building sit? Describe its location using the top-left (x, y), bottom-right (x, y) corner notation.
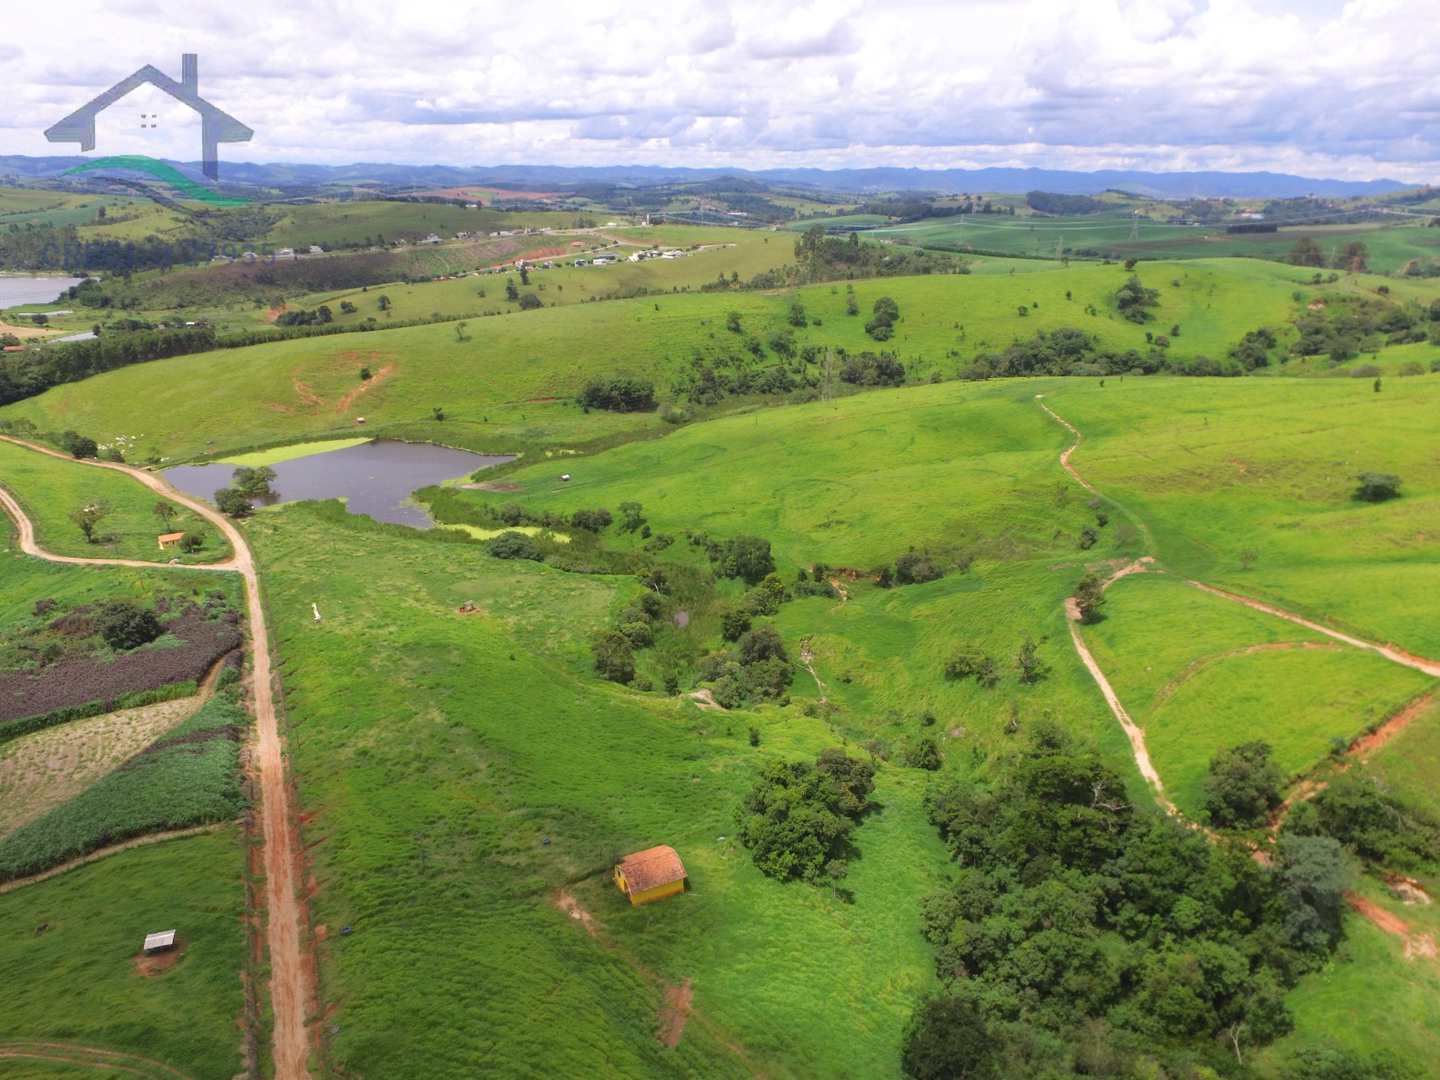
top-left (308, 245), bottom-right (324, 255)
top-left (614, 846), bottom-right (687, 907)
top-left (157, 532), bottom-right (186, 550)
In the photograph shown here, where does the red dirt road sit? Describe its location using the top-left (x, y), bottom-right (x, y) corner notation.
top-left (0, 436), bottom-right (313, 1079)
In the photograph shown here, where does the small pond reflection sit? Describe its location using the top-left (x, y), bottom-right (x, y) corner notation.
top-left (165, 440), bottom-right (512, 528)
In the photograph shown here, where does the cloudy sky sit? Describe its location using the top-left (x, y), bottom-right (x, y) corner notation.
top-left (2, 0), bottom-right (1434, 181)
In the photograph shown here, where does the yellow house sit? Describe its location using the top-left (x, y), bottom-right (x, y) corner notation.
top-left (614, 845), bottom-right (687, 907)
top-left (157, 531), bottom-right (186, 550)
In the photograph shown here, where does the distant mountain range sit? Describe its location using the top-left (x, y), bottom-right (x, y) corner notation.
top-left (0, 155), bottom-right (1413, 199)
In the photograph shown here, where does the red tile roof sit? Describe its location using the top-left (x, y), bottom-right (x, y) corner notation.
top-left (618, 845), bottom-right (686, 894)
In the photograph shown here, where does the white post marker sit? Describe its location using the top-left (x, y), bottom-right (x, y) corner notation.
top-left (312, 603), bottom-right (322, 622)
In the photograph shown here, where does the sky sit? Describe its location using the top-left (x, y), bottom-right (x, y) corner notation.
top-left (2, 0), bottom-right (1435, 182)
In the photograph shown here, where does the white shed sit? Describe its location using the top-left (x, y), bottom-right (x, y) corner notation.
top-left (143, 930), bottom-right (177, 954)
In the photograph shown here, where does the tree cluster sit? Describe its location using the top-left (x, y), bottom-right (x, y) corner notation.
top-left (578, 376), bottom-right (658, 412)
top-left (906, 726), bottom-right (1351, 1078)
top-left (736, 749), bottom-right (875, 884)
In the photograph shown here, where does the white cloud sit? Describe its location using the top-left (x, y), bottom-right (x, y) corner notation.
top-left (0, 0), bottom-right (1434, 182)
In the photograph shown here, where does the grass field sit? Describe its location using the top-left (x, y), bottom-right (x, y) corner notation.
top-left (1083, 573), bottom-right (1433, 815)
top-left (248, 501), bottom-right (972, 1078)
top-left (1257, 872), bottom-right (1440, 1077)
top-left (10, 256), bottom-right (1433, 465)
top-left (0, 690), bottom-right (246, 880)
top-left (1359, 693), bottom-right (1440, 820)
top-left (0, 440), bottom-right (229, 563)
top-left (262, 202), bottom-right (586, 249)
top-left (0, 828), bottom-right (248, 1079)
top-left (1042, 375), bottom-right (1440, 656)
top-left (866, 213), bottom-right (1440, 273)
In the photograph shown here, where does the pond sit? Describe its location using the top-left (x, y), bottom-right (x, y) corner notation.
top-left (0, 275), bottom-right (84, 308)
top-left (164, 440), bottom-right (513, 528)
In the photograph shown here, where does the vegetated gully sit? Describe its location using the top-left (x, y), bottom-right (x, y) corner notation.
top-left (0, 436), bottom-right (313, 1080)
top-left (1034, 398), bottom-right (1440, 815)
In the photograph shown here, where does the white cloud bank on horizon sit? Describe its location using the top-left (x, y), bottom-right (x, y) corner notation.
top-left (2, 0), bottom-right (1436, 182)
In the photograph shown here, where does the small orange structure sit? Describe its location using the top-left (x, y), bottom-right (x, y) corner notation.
top-left (614, 845), bottom-right (687, 907)
top-left (157, 531), bottom-right (186, 550)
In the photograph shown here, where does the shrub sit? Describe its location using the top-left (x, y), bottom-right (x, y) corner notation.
top-left (96, 602), bottom-right (163, 651)
top-left (840, 351), bottom-right (906, 386)
top-left (569, 507), bottom-right (614, 532)
top-left (578, 377), bottom-right (657, 412)
top-left (1014, 637), bottom-right (1047, 683)
top-left (945, 650), bottom-right (998, 688)
top-left (902, 738), bottom-right (943, 771)
top-left (1353, 472), bottom-right (1401, 502)
top-left (590, 630), bottom-right (635, 684)
top-left (721, 608), bottom-right (752, 642)
top-left (1115, 275), bottom-right (1159, 323)
top-left (894, 550), bottom-right (943, 584)
top-left (213, 487), bottom-right (252, 517)
top-left (486, 531), bottom-right (544, 561)
top-left (1074, 573), bottom-right (1105, 624)
top-left (737, 625), bottom-right (788, 665)
top-left (1203, 741), bottom-right (1283, 827)
top-left (710, 535), bottom-right (776, 584)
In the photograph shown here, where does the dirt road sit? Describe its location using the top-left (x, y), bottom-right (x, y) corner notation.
top-left (1035, 402), bottom-right (1440, 825)
top-left (0, 436), bottom-right (312, 1079)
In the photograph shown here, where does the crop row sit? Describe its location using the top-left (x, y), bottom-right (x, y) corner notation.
top-left (0, 690), bottom-right (249, 880)
top-left (0, 608), bottom-right (243, 736)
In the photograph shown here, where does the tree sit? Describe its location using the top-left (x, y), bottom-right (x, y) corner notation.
top-left (376, 294), bottom-right (391, 311)
top-left (845, 293), bottom-right (860, 316)
top-left (737, 625), bottom-right (788, 665)
top-left (518, 293), bottom-right (542, 310)
top-left (505, 279), bottom-right (520, 302)
top-left (1074, 573), bottom-right (1106, 624)
top-left (232, 466), bottom-right (277, 499)
top-left (487, 531), bottom-right (544, 561)
top-left (69, 501), bottom-right (110, 543)
top-left (153, 500), bottom-right (178, 528)
top-left (1288, 237), bottom-right (1325, 267)
top-left (1114, 275), bottom-right (1159, 323)
top-left (214, 487), bottom-right (253, 517)
top-left (945, 650), bottom-right (998, 688)
top-left (1353, 472), bottom-right (1401, 502)
top-left (96, 601), bottom-right (164, 650)
top-left (1203, 741), bottom-right (1283, 827)
top-left (591, 630), bottom-right (636, 684)
top-left (725, 311), bottom-right (743, 333)
top-left (1015, 637), bottom-right (1046, 683)
top-left (720, 608), bottom-right (752, 642)
top-left (59, 431), bottom-right (98, 459)
top-left (618, 501), bottom-right (645, 532)
top-left (900, 995), bottom-right (998, 1080)
top-left (787, 300), bottom-right (808, 327)
top-left (178, 531), bottom-right (204, 553)
top-left (711, 535), bottom-right (775, 585)
top-left (1275, 834), bottom-right (1349, 954)
top-left (866, 296), bottom-right (900, 340)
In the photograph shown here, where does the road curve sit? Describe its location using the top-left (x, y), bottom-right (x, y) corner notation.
top-left (0, 436), bottom-right (312, 1080)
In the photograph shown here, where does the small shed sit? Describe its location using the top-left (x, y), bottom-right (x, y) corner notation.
top-left (143, 930), bottom-right (176, 954)
top-left (157, 531), bottom-right (186, 550)
top-left (614, 845), bottom-right (687, 907)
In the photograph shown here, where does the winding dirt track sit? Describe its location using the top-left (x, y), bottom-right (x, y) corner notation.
top-left (1034, 402), bottom-right (1440, 819)
top-left (0, 436), bottom-right (312, 1079)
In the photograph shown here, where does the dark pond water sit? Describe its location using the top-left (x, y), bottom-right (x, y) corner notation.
top-left (165, 440), bottom-right (513, 528)
top-left (0, 275), bottom-right (83, 307)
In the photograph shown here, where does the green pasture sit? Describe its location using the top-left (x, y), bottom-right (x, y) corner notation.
top-left (0, 828), bottom-right (248, 1079)
top-left (1043, 375), bottom-right (1440, 656)
top-left (1084, 573), bottom-right (1432, 815)
top-left (870, 213), bottom-right (1440, 273)
top-left (0, 440), bottom-right (229, 563)
top-left (248, 501), bottom-right (966, 1078)
top-left (11, 256), bottom-right (1426, 464)
top-left (1360, 693), bottom-right (1440, 820)
top-left (1257, 872), bottom-right (1440, 1077)
top-left (262, 202), bottom-right (583, 250)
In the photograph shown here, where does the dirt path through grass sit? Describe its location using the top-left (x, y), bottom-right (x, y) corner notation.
top-left (0, 436), bottom-right (313, 1079)
top-left (0, 1039), bottom-right (196, 1078)
top-left (1035, 401), bottom-right (1440, 820)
